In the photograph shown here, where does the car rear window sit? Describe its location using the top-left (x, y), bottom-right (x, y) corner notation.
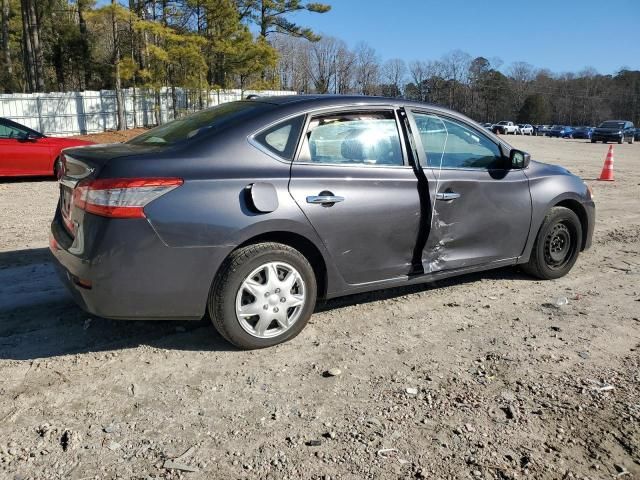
top-left (127, 101), bottom-right (267, 146)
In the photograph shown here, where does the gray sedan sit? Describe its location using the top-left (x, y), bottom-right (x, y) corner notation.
top-left (50, 96), bottom-right (595, 349)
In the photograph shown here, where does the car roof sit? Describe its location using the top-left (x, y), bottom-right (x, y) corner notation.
top-left (249, 94), bottom-right (463, 116)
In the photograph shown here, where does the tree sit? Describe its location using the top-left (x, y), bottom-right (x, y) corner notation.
top-left (381, 58), bottom-right (405, 97)
top-left (518, 94), bottom-right (549, 124)
top-left (237, 0), bottom-right (330, 40)
top-left (407, 60), bottom-right (428, 101)
top-left (21, 0), bottom-right (45, 91)
top-left (0, 0), bottom-right (16, 91)
top-left (111, 0), bottom-right (125, 129)
top-left (305, 35), bottom-right (339, 93)
top-left (354, 42), bottom-right (379, 95)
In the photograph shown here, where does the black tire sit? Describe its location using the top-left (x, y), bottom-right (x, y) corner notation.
top-left (590, 138), bottom-right (596, 143)
top-left (628, 136), bottom-right (634, 144)
top-left (522, 206), bottom-right (582, 280)
top-left (618, 137), bottom-right (623, 144)
top-left (208, 242), bottom-right (317, 349)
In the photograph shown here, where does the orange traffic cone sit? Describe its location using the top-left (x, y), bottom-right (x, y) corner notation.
top-left (598, 145), bottom-right (615, 181)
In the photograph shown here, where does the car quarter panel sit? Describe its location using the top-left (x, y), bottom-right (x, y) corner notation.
top-left (50, 211), bottom-right (231, 319)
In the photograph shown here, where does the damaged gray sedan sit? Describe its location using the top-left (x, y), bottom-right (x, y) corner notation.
top-left (51, 96), bottom-right (595, 349)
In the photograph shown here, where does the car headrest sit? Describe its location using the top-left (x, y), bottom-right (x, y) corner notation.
top-left (340, 131), bottom-right (365, 161)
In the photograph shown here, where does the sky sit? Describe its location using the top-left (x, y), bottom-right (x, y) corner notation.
top-left (98, 0), bottom-right (639, 75)
top-left (289, 0), bottom-right (640, 75)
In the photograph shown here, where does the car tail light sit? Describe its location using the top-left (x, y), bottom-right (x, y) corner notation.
top-left (73, 178), bottom-right (183, 218)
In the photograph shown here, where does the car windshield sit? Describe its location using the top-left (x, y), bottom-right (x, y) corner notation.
top-left (128, 101), bottom-right (266, 146)
top-left (598, 121), bottom-right (624, 129)
top-left (497, 121), bottom-right (508, 125)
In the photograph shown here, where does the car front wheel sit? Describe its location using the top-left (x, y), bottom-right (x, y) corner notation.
top-left (208, 242), bottom-right (317, 349)
top-left (522, 206), bottom-right (582, 280)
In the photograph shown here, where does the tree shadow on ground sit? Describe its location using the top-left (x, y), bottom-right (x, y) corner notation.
top-left (0, 246), bottom-right (533, 361)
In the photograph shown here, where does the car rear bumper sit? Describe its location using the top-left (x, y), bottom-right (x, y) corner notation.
top-left (49, 209), bottom-right (231, 320)
top-left (591, 133), bottom-right (623, 141)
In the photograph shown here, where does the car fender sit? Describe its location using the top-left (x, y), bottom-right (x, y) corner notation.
top-left (520, 166), bottom-right (591, 262)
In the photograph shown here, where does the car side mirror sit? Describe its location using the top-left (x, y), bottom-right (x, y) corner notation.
top-left (510, 149), bottom-right (530, 169)
top-left (18, 132), bottom-right (37, 142)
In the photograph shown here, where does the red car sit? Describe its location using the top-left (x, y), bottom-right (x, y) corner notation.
top-left (0, 118), bottom-right (94, 177)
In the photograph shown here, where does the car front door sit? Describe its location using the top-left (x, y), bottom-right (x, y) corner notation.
top-left (288, 108), bottom-right (422, 285)
top-left (407, 110), bottom-right (532, 273)
top-left (0, 120), bottom-right (51, 176)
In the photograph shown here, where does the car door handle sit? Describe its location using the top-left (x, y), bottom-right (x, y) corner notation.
top-left (435, 191), bottom-right (461, 201)
top-left (306, 195), bottom-right (345, 205)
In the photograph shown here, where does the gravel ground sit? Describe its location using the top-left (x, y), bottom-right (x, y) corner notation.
top-left (0, 135), bottom-right (639, 480)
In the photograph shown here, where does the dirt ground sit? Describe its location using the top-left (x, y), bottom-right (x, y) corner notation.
top-left (0, 135), bottom-right (639, 480)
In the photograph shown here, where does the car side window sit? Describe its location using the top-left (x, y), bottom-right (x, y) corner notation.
top-left (298, 111), bottom-right (404, 166)
top-left (412, 112), bottom-right (503, 169)
top-left (0, 122), bottom-right (27, 139)
top-left (254, 115), bottom-right (305, 160)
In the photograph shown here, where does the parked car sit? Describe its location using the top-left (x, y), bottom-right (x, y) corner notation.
top-left (591, 120), bottom-right (635, 144)
top-left (50, 96), bottom-right (595, 349)
top-left (492, 121), bottom-right (519, 135)
top-left (517, 124), bottom-right (534, 135)
top-left (547, 125), bottom-right (575, 138)
top-left (0, 118), bottom-right (93, 177)
top-left (535, 125), bottom-right (551, 136)
top-left (572, 126), bottom-right (594, 139)
top-left (634, 128), bottom-right (640, 141)
top-left (481, 122), bottom-right (493, 131)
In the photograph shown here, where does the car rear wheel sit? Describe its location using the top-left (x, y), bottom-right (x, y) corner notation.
top-left (208, 242), bottom-right (317, 349)
top-left (522, 206), bottom-right (582, 280)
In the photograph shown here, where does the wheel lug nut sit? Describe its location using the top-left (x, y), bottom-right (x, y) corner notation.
top-left (280, 297), bottom-right (286, 302)
top-left (264, 292), bottom-right (269, 297)
top-left (273, 307), bottom-right (279, 313)
top-left (263, 305), bottom-right (268, 310)
top-left (275, 288), bottom-right (280, 293)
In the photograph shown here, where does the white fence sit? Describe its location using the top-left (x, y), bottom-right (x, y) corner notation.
top-left (0, 88), bottom-right (296, 137)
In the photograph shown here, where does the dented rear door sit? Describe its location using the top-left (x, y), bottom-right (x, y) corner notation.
top-left (407, 110), bottom-right (532, 273)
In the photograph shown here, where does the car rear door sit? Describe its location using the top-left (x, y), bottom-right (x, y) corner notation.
top-left (288, 107), bottom-right (423, 285)
top-left (407, 110), bottom-right (532, 273)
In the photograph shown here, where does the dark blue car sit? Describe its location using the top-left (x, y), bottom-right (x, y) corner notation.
top-left (572, 126), bottom-right (594, 139)
top-left (547, 125), bottom-right (575, 138)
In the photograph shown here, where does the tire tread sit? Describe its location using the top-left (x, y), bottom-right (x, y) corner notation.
top-left (522, 206), bottom-right (581, 280)
top-left (208, 242), bottom-right (314, 349)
